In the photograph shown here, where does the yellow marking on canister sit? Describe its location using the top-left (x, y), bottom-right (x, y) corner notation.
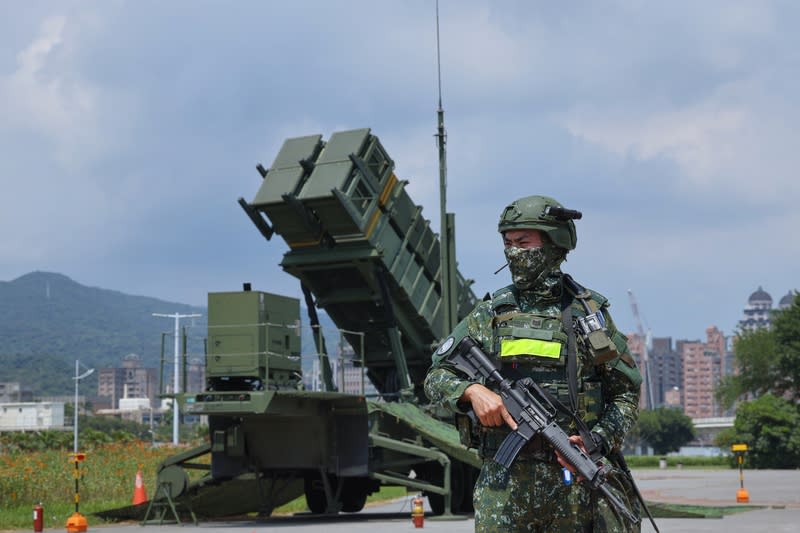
top-left (365, 173), bottom-right (398, 239)
top-left (364, 211), bottom-right (381, 239)
top-left (379, 173), bottom-right (398, 206)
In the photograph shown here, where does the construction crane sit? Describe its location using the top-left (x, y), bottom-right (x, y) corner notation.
top-left (627, 289), bottom-right (655, 410)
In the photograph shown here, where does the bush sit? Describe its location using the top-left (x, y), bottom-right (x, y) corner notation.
top-left (623, 455), bottom-right (729, 468)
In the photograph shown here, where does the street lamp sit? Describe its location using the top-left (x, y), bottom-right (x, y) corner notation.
top-left (66, 359), bottom-right (93, 533)
top-left (153, 312), bottom-right (202, 445)
top-left (73, 360), bottom-right (94, 453)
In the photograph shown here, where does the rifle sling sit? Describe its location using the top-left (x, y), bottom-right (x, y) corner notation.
top-left (561, 295), bottom-right (600, 459)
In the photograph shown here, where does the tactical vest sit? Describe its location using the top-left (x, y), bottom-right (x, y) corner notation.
top-left (487, 282), bottom-right (605, 430)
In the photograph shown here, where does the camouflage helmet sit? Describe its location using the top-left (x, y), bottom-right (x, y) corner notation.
top-left (497, 195), bottom-right (578, 251)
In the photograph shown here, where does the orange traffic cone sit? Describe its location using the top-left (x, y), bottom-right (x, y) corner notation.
top-left (132, 467), bottom-right (147, 505)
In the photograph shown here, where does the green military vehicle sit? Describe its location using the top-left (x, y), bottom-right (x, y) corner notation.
top-left (133, 128), bottom-right (482, 521)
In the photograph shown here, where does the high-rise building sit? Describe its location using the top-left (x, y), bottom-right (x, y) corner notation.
top-left (626, 333), bottom-right (647, 409)
top-left (97, 353), bottom-right (158, 409)
top-left (679, 326), bottom-right (725, 418)
top-left (627, 334), bottom-right (682, 409)
top-left (650, 337), bottom-right (682, 408)
top-left (625, 288), bottom-right (795, 419)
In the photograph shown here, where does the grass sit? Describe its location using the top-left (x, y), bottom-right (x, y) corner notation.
top-left (647, 502), bottom-right (765, 519)
top-left (0, 442), bottom-right (182, 531)
top-left (0, 443), bottom-right (410, 531)
top-left (623, 455), bottom-right (732, 469)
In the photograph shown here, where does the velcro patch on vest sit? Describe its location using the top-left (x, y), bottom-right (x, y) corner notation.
top-left (500, 338), bottom-right (561, 358)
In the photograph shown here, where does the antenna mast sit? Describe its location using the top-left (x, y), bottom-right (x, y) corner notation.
top-left (436, 0), bottom-right (458, 333)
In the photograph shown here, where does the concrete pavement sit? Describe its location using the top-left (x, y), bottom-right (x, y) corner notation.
top-left (6, 468), bottom-right (799, 532)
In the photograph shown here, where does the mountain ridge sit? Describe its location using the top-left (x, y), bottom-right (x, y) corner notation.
top-left (0, 271), bottom-right (207, 396)
top-left (0, 271), bottom-right (339, 397)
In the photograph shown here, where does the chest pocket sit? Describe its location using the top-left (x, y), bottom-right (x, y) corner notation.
top-left (493, 312), bottom-right (568, 367)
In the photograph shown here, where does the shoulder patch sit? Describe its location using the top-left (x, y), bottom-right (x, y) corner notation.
top-left (436, 337), bottom-right (455, 355)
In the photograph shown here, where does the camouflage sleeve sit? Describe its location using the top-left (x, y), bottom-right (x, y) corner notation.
top-left (424, 301), bottom-right (494, 413)
top-left (594, 367), bottom-right (640, 451)
top-left (593, 307), bottom-right (642, 451)
top-left (423, 366), bottom-right (474, 413)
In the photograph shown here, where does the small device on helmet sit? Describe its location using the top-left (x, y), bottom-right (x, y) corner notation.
top-left (543, 205), bottom-right (583, 221)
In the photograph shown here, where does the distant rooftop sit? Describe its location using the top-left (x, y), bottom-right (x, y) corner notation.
top-left (779, 291), bottom-right (796, 307)
top-left (748, 286), bottom-right (772, 303)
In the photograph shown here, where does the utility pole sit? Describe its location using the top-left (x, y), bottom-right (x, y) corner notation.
top-left (153, 312), bottom-right (201, 445)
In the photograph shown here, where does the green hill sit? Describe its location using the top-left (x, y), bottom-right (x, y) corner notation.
top-left (0, 271), bottom-right (344, 398)
top-left (0, 271), bottom-right (205, 397)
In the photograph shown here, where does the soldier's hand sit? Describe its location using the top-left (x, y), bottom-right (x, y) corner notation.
top-left (461, 384), bottom-right (517, 430)
top-left (555, 435), bottom-right (586, 479)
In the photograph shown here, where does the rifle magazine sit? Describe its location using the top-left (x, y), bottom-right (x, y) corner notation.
top-left (493, 431), bottom-right (528, 468)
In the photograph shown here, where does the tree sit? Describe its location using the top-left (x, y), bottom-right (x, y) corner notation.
top-left (716, 293), bottom-right (800, 408)
top-left (716, 328), bottom-right (778, 409)
top-left (717, 394), bottom-right (800, 469)
top-left (773, 294), bottom-right (800, 400)
top-left (636, 407), bottom-right (695, 455)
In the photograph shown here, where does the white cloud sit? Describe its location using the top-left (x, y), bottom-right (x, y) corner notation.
top-left (560, 74), bottom-right (800, 206)
top-left (0, 12), bottom-right (150, 273)
top-left (442, 6), bottom-right (533, 90)
top-left (563, 101), bottom-right (746, 183)
top-left (0, 15), bottom-right (104, 168)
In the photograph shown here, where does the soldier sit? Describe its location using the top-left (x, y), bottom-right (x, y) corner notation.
top-left (424, 195), bottom-right (642, 532)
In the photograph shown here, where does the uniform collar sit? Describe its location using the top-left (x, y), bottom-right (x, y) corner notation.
top-left (518, 270), bottom-right (563, 304)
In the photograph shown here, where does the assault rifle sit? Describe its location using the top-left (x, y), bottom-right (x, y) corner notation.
top-left (448, 336), bottom-right (640, 526)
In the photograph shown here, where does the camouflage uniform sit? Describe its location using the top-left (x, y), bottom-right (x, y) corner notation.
top-left (424, 196), bottom-right (642, 533)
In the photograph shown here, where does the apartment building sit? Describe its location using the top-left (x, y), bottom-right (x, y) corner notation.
top-left (679, 326), bottom-right (725, 418)
top-left (626, 334), bottom-right (682, 409)
top-left (97, 353), bottom-right (158, 409)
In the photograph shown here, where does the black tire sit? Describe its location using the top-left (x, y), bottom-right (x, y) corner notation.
top-left (304, 476), bottom-right (328, 514)
top-left (460, 464), bottom-right (479, 513)
top-left (425, 460), bottom-right (466, 515)
top-left (340, 485), bottom-right (368, 513)
top-left (304, 475), bottom-right (370, 514)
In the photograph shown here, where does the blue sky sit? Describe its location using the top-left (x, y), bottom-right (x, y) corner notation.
top-left (1, 1), bottom-right (797, 342)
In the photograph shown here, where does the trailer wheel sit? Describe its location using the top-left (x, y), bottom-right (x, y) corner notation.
top-left (426, 460), bottom-right (467, 515)
top-left (304, 475), bottom-right (371, 514)
top-left (340, 484), bottom-right (368, 513)
top-left (304, 475), bottom-right (329, 514)
top-left (460, 464), bottom-right (479, 513)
